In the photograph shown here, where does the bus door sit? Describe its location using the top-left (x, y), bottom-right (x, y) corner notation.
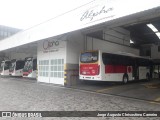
top-left (132, 62), bottom-right (139, 80)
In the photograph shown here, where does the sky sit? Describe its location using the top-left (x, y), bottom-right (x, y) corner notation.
top-left (0, 0), bottom-right (93, 29)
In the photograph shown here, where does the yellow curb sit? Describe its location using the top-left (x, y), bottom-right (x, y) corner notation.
top-left (64, 80), bottom-right (67, 83)
top-left (64, 71), bottom-right (67, 74)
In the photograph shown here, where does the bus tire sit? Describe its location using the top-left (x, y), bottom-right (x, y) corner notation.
top-left (123, 74), bottom-right (128, 84)
top-left (146, 73), bottom-right (150, 81)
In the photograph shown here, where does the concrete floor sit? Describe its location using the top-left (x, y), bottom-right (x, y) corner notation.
top-left (0, 76), bottom-right (160, 120)
top-left (72, 79), bottom-right (160, 103)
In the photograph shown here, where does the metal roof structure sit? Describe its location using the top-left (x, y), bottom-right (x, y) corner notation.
top-left (125, 18), bottom-right (160, 47)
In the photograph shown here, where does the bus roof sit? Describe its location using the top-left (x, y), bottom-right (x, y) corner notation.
top-left (81, 50), bottom-right (150, 60)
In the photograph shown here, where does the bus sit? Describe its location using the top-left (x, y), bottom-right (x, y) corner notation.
top-left (79, 50), bottom-right (152, 84)
top-left (9, 59), bottom-right (25, 76)
top-left (23, 57), bottom-right (37, 78)
top-left (0, 60), bottom-right (11, 75)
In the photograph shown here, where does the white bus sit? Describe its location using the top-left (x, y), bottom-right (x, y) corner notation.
top-left (23, 57), bottom-right (37, 78)
top-left (79, 50), bottom-right (151, 84)
top-left (9, 59), bottom-right (25, 76)
top-left (0, 60), bottom-right (11, 76)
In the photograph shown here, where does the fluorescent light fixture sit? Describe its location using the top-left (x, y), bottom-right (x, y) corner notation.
top-left (130, 40), bottom-right (134, 44)
top-left (147, 23), bottom-right (160, 39)
top-left (147, 24), bottom-right (158, 32)
top-left (156, 32), bottom-right (160, 39)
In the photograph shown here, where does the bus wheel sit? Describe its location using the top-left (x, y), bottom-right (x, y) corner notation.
top-left (123, 74), bottom-right (128, 84)
top-left (146, 73), bottom-right (150, 81)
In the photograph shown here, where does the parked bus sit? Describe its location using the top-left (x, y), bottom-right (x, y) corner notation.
top-left (9, 59), bottom-right (25, 76)
top-left (23, 57), bottom-right (37, 78)
top-left (79, 50), bottom-right (152, 84)
top-left (0, 60), bottom-right (11, 75)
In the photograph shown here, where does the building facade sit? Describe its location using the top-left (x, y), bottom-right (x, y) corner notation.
top-left (0, 25), bottom-right (20, 40)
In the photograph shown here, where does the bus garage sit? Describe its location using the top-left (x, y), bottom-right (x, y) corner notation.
top-left (0, 0), bottom-right (160, 87)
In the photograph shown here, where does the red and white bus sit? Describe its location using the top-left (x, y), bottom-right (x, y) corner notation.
top-left (79, 50), bottom-right (151, 84)
top-left (23, 57), bottom-right (37, 78)
top-left (9, 59), bottom-right (25, 76)
top-left (0, 60), bottom-right (11, 76)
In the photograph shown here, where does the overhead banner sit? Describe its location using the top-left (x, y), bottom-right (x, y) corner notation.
top-left (0, 0), bottom-right (160, 51)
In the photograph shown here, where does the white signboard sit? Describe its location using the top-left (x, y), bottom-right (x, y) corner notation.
top-left (0, 0), bottom-right (160, 51)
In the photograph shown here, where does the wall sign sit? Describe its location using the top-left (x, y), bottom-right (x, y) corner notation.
top-left (80, 6), bottom-right (114, 21)
top-left (43, 49), bottom-right (58, 53)
top-left (43, 40), bottom-right (59, 50)
top-left (1, 0), bottom-right (160, 52)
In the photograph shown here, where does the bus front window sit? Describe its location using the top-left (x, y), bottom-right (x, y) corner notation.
top-left (9, 62), bottom-right (16, 72)
top-left (80, 51), bottom-right (98, 63)
top-left (23, 60), bottom-right (32, 72)
top-left (4, 61), bottom-right (11, 70)
top-left (80, 51), bottom-right (99, 76)
top-left (0, 63), bottom-right (4, 72)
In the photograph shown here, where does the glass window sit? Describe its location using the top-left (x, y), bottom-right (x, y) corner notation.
top-left (50, 59), bottom-right (64, 78)
top-left (80, 51), bottom-right (98, 63)
top-left (58, 59), bottom-right (61, 65)
top-left (4, 61), bottom-right (11, 70)
top-left (38, 59), bottom-right (64, 78)
top-left (38, 60), bottom-right (49, 77)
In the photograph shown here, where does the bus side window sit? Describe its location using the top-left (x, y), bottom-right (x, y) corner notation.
top-left (102, 53), bottom-right (112, 65)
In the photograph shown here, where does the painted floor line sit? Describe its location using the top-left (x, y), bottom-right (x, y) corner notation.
top-left (143, 84), bottom-right (160, 89)
top-left (150, 102), bottom-right (160, 105)
top-left (149, 97), bottom-right (160, 105)
top-left (96, 86), bottom-right (121, 93)
top-left (154, 97), bottom-right (160, 102)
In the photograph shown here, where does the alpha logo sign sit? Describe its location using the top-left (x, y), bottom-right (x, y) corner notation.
top-left (43, 40), bottom-right (59, 50)
top-left (78, 0), bottom-right (116, 28)
top-left (80, 5), bottom-right (114, 22)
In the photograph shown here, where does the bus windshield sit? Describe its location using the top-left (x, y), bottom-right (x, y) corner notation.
top-left (4, 61), bottom-right (11, 70)
top-left (23, 59), bottom-right (33, 72)
top-left (9, 60), bottom-right (16, 72)
top-left (0, 62), bottom-right (4, 72)
top-left (80, 51), bottom-right (98, 63)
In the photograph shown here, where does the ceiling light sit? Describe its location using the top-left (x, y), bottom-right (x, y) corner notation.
top-left (147, 23), bottom-right (160, 39)
top-left (147, 24), bottom-right (158, 32)
top-left (130, 40), bottom-right (134, 44)
top-left (156, 32), bottom-right (160, 39)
